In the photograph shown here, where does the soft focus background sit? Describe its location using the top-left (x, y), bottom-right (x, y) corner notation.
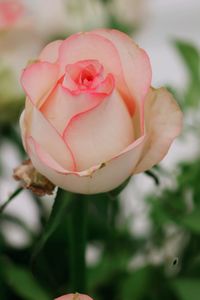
top-left (0, 0), bottom-right (200, 299)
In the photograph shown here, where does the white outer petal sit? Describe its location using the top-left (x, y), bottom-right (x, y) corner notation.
top-left (40, 84), bottom-right (103, 134)
top-left (22, 87), bottom-right (182, 194)
top-left (25, 100), bottom-right (74, 170)
top-left (19, 110), bottom-right (26, 150)
top-left (93, 29), bottom-right (151, 105)
top-left (27, 136), bottom-right (145, 194)
top-left (135, 87), bottom-right (183, 173)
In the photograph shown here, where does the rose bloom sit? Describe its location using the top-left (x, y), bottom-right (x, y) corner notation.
top-left (20, 29), bottom-right (182, 194)
top-left (55, 293), bottom-right (93, 300)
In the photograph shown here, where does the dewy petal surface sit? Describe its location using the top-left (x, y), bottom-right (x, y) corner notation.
top-left (63, 90), bottom-right (135, 171)
top-left (135, 87), bottom-right (183, 173)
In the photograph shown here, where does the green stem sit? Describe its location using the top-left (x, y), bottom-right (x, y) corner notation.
top-left (0, 187), bottom-right (23, 214)
top-left (68, 194), bottom-right (88, 293)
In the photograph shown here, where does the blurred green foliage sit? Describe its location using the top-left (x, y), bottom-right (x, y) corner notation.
top-left (0, 36), bottom-right (200, 300)
top-left (0, 63), bottom-right (24, 125)
top-left (167, 40), bottom-right (200, 109)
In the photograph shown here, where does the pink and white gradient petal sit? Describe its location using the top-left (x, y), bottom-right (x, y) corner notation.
top-left (27, 133), bottom-right (145, 194)
top-left (93, 29), bottom-right (152, 136)
top-left (64, 90), bottom-right (134, 171)
top-left (135, 88), bottom-right (183, 173)
top-left (93, 29), bottom-right (152, 105)
top-left (58, 32), bottom-right (136, 114)
top-left (21, 62), bottom-right (59, 106)
top-left (23, 99), bottom-right (75, 170)
top-left (40, 84), bottom-right (105, 134)
top-left (55, 293), bottom-right (93, 300)
top-left (39, 40), bottom-right (63, 63)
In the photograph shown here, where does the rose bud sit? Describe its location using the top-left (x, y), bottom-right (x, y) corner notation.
top-left (55, 293), bottom-right (93, 300)
top-left (20, 29), bottom-right (182, 194)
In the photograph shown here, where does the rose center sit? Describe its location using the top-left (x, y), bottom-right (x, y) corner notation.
top-left (78, 68), bottom-right (94, 89)
top-left (62, 59), bottom-right (106, 93)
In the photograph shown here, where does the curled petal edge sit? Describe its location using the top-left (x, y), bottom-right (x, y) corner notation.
top-left (21, 61), bottom-right (60, 106)
top-left (27, 135), bottom-right (146, 178)
top-left (27, 135), bottom-right (145, 194)
top-left (135, 87), bottom-right (183, 173)
top-left (24, 87), bottom-right (182, 179)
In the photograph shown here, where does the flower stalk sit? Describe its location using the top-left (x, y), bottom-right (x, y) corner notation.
top-left (0, 186), bottom-right (23, 214)
top-left (68, 194), bottom-right (88, 293)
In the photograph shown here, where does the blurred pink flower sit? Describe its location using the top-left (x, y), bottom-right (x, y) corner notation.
top-left (0, 0), bottom-right (43, 108)
top-left (55, 293), bottom-right (93, 300)
top-left (0, 0), bottom-right (24, 30)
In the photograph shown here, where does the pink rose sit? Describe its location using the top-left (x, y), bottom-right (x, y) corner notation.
top-left (20, 29), bottom-right (182, 194)
top-left (0, 0), bottom-right (24, 30)
top-left (55, 293), bottom-right (93, 300)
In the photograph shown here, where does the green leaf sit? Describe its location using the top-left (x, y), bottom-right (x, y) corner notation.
top-left (172, 278), bottom-right (200, 300)
top-left (88, 253), bottom-right (130, 290)
top-left (108, 15), bottom-right (135, 35)
top-left (174, 40), bottom-right (200, 81)
top-left (0, 187), bottom-right (23, 214)
top-left (120, 267), bottom-right (152, 300)
top-left (1, 259), bottom-right (51, 300)
top-left (185, 80), bottom-right (200, 107)
top-left (31, 189), bottom-right (73, 264)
